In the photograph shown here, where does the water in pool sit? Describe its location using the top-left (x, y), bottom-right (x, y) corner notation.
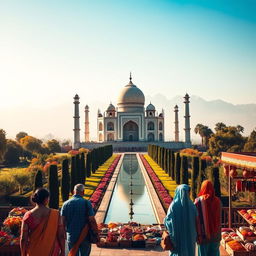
top-left (104, 154), bottom-right (157, 224)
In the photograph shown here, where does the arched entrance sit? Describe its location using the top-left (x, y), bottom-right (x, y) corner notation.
top-left (148, 133), bottom-right (155, 142)
top-left (123, 121), bottom-right (139, 141)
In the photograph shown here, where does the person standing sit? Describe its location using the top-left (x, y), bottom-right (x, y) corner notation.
top-left (164, 184), bottom-right (197, 256)
top-left (20, 188), bottom-right (65, 256)
top-left (61, 184), bottom-right (99, 256)
top-left (195, 180), bottom-right (221, 256)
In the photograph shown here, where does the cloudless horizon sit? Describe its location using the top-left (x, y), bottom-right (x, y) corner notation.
top-left (1, 0), bottom-right (255, 142)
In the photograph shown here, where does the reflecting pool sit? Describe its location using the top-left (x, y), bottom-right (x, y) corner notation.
top-left (104, 154), bottom-right (157, 224)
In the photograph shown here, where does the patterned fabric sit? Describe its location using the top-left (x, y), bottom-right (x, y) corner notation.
top-left (61, 195), bottom-right (94, 244)
top-left (164, 184), bottom-right (197, 256)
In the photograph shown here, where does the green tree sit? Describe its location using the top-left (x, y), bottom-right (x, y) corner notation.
top-left (20, 136), bottom-right (43, 155)
top-left (208, 166), bottom-right (221, 198)
top-left (194, 124), bottom-right (213, 146)
top-left (48, 165), bottom-right (59, 209)
top-left (180, 156), bottom-right (189, 185)
top-left (46, 139), bottom-right (61, 153)
top-left (208, 124), bottom-right (245, 156)
top-left (70, 156), bottom-right (77, 193)
top-left (80, 153), bottom-right (86, 184)
top-left (174, 152), bottom-right (181, 184)
top-left (85, 152), bottom-right (91, 178)
top-left (191, 156), bottom-right (200, 200)
top-left (214, 122), bottom-right (227, 132)
top-left (197, 159), bottom-right (207, 194)
top-left (0, 129), bottom-right (7, 162)
top-left (11, 169), bottom-right (30, 194)
top-left (16, 132), bottom-right (28, 142)
top-left (0, 174), bottom-right (16, 195)
top-left (4, 139), bottom-right (23, 164)
top-left (34, 170), bottom-right (43, 191)
top-left (61, 159), bottom-right (70, 202)
top-left (243, 129), bottom-right (256, 152)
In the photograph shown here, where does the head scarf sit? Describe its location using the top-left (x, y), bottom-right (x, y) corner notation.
top-left (197, 180), bottom-right (221, 238)
top-left (164, 184), bottom-right (197, 256)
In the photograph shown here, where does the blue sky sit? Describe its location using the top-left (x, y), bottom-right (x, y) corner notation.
top-left (0, 0), bottom-right (255, 140)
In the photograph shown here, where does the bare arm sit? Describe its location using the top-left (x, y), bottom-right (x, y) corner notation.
top-left (20, 221), bottom-right (28, 256)
top-left (57, 215), bottom-right (66, 256)
top-left (88, 215), bottom-right (99, 243)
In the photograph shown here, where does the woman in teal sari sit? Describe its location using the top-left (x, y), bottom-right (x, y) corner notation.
top-left (164, 184), bottom-right (197, 256)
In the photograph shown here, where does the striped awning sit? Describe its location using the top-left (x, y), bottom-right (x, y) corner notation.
top-left (221, 152), bottom-right (256, 170)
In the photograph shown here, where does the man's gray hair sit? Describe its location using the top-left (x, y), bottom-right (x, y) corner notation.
top-left (74, 184), bottom-right (85, 192)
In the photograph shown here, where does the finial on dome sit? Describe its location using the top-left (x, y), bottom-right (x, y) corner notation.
top-left (129, 72), bottom-right (132, 82)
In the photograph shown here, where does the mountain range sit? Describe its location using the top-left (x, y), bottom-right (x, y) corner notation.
top-left (1, 95), bottom-right (255, 143)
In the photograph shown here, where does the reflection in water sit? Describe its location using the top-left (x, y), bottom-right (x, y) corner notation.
top-left (104, 154), bottom-right (156, 224)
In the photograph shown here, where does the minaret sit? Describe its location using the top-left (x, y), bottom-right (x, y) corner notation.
top-left (84, 105), bottom-right (89, 142)
top-left (184, 93), bottom-right (191, 145)
top-left (174, 105), bottom-right (179, 142)
top-left (73, 94), bottom-right (80, 149)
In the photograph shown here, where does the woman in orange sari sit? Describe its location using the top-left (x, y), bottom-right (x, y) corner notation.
top-left (20, 188), bottom-right (65, 256)
top-left (195, 180), bottom-right (221, 256)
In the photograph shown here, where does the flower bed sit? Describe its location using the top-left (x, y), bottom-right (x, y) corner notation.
top-left (140, 154), bottom-right (174, 212)
top-left (88, 155), bottom-right (121, 211)
top-left (0, 207), bottom-right (27, 254)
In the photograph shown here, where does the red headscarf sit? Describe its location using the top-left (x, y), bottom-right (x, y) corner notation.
top-left (198, 180), bottom-right (221, 237)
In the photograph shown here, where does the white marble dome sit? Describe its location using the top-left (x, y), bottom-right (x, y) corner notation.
top-left (117, 79), bottom-right (145, 113)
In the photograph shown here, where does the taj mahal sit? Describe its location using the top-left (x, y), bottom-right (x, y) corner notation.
top-left (73, 74), bottom-right (191, 151)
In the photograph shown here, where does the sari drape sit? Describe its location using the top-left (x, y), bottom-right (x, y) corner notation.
top-left (164, 184), bottom-right (197, 256)
top-left (195, 180), bottom-right (221, 242)
top-left (26, 209), bottom-right (59, 256)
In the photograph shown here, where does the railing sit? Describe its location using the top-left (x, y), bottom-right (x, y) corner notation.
top-left (222, 207), bottom-right (251, 228)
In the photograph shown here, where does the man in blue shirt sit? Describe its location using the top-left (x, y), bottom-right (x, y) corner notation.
top-left (61, 184), bottom-right (98, 256)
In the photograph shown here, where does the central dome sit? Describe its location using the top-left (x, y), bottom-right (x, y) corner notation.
top-left (117, 76), bottom-right (145, 112)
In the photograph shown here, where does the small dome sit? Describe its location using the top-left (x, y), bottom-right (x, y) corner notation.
top-left (117, 81), bottom-right (145, 106)
top-left (74, 94), bottom-right (79, 100)
top-left (107, 103), bottom-right (115, 111)
top-left (146, 103), bottom-right (155, 111)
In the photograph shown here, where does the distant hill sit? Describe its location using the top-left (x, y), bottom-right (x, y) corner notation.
top-left (147, 94), bottom-right (256, 142)
top-left (1, 95), bottom-right (255, 142)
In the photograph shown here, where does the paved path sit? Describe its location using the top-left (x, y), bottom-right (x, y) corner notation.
top-left (90, 244), bottom-right (229, 256)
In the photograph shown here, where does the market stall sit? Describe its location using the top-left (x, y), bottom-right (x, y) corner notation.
top-left (221, 152), bottom-right (256, 255)
top-left (97, 222), bottom-right (165, 248)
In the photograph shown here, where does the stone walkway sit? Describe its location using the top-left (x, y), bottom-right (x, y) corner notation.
top-left (90, 244), bottom-right (229, 256)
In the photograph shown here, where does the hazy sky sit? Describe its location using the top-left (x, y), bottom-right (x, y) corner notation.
top-left (0, 0), bottom-right (255, 141)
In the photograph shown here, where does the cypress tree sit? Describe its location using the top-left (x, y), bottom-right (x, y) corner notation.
top-left (166, 149), bottom-right (170, 176)
top-left (80, 153), bottom-right (86, 184)
top-left (157, 146), bottom-right (161, 166)
top-left (34, 170), bottom-right (43, 191)
top-left (70, 156), bottom-right (76, 193)
top-left (180, 155), bottom-right (189, 185)
top-left (170, 150), bottom-right (175, 180)
top-left (209, 166), bottom-right (221, 198)
top-left (75, 154), bottom-right (81, 184)
top-left (174, 152), bottom-right (181, 184)
top-left (86, 152), bottom-right (91, 178)
top-left (48, 164), bottom-right (59, 209)
top-left (61, 159), bottom-right (70, 202)
top-left (163, 148), bottom-right (167, 173)
top-left (191, 156), bottom-right (199, 200)
top-left (197, 159), bottom-right (207, 194)
top-left (91, 149), bottom-right (95, 173)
